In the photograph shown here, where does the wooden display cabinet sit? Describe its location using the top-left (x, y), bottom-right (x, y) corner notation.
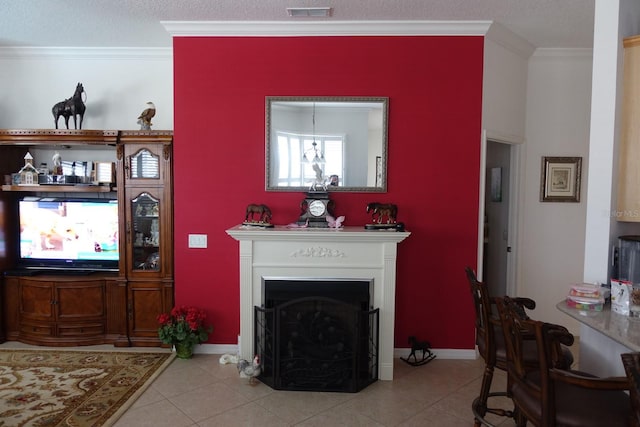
top-left (0, 129), bottom-right (173, 347)
top-left (118, 131), bottom-right (174, 346)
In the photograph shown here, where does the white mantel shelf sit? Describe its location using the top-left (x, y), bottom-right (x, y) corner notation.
top-left (226, 224), bottom-right (410, 381)
top-left (227, 224), bottom-right (410, 242)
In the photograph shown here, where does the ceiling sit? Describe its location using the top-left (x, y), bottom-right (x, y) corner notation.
top-left (0, 0), bottom-right (595, 49)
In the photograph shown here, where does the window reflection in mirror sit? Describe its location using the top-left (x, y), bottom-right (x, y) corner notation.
top-left (266, 97), bottom-right (388, 192)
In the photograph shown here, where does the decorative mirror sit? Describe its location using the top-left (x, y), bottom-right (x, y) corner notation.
top-left (266, 96), bottom-right (388, 192)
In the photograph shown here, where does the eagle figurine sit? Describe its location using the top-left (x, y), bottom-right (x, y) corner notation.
top-left (137, 102), bottom-right (156, 130)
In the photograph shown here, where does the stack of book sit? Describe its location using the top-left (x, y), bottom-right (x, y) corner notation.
top-left (566, 283), bottom-right (605, 311)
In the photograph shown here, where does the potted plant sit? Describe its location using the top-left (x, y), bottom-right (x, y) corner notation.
top-left (157, 306), bottom-right (213, 359)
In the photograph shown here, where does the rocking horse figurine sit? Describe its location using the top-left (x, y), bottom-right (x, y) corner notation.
top-left (400, 336), bottom-right (436, 366)
top-left (52, 82), bottom-right (86, 129)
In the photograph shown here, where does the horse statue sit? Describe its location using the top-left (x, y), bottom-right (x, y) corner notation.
top-left (245, 204), bottom-right (272, 224)
top-left (52, 83), bottom-right (86, 129)
top-left (366, 202), bottom-right (398, 224)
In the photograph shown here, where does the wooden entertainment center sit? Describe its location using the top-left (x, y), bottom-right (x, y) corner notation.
top-left (0, 129), bottom-right (173, 347)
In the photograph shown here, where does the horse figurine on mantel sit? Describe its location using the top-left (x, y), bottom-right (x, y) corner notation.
top-left (52, 82), bottom-right (86, 129)
top-left (244, 203), bottom-right (273, 226)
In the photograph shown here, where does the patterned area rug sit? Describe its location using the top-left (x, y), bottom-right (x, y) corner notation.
top-left (0, 349), bottom-right (174, 427)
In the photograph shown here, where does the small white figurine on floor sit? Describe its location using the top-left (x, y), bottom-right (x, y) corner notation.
top-left (237, 355), bottom-right (261, 385)
top-left (219, 353), bottom-right (238, 364)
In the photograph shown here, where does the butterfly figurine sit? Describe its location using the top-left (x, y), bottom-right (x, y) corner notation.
top-left (327, 215), bottom-right (345, 228)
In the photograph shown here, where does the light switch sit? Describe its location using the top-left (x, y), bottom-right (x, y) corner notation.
top-left (188, 234), bottom-right (207, 248)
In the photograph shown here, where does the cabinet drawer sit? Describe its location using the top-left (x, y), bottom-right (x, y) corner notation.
top-left (20, 321), bottom-right (54, 337)
top-left (58, 323), bottom-right (105, 337)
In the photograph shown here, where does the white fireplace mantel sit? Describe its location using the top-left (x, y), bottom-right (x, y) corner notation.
top-left (226, 225), bottom-right (410, 380)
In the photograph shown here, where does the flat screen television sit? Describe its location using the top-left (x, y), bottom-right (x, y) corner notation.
top-left (17, 196), bottom-right (119, 272)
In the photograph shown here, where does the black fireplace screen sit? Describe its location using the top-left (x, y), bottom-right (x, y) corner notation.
top-left (255, 282), bottom-right (379, 393)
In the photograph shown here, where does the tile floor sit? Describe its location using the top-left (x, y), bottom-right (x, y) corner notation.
top-left (0, 341), bottom-right (579, 427)
top-left (114, 353), bottom-right (522, 427)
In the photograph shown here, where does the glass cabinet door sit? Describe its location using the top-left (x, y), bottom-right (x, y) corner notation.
top-left (129, 148), bottom-right (159, 179)
top-left (131, 192), bottom-right (160, 272)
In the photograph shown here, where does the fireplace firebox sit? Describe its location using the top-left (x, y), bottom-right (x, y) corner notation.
top-left (255, 278), bottom-right (379, 392)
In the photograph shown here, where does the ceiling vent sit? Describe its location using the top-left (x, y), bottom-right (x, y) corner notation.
top-left (286, 7), bottom-right (332, 17)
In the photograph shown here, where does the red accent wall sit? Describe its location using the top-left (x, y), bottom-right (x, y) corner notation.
top-left (173, 36), bottom-right (483, 349)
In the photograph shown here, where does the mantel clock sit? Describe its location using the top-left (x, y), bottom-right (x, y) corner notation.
top-left (298, 192), bottom-right (334, 227)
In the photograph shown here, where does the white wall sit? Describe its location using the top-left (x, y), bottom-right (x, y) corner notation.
top-left (481, 25), bottom-right (532, 297)
top-left (483, 26), bottom-right (532, 143)
top-left (520, 50), bottom-right (593, 334)
top-left (0, 48), bottom-right (173, 130)
top-left (482, 26), bottom-right (593, 334)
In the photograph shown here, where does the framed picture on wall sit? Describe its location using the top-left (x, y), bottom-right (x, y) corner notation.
top-left (540, 156), bottom-right (582, 202)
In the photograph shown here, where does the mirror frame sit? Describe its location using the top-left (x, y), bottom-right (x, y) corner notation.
top-left (265, 96), bottom-right (388, 192)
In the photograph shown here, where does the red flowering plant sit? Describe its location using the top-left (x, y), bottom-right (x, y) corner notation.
top-left (157, 306), bottom-right (213, 348)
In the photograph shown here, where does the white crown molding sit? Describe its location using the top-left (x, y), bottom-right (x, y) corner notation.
top-left (161, 20), bottom-right (492, 37)
top-left (533, 48), bottom-right (593, 58)
top-left (0, 47), bottom-right (172, 60)
top-left (485, 22), bottom-right (536, 59)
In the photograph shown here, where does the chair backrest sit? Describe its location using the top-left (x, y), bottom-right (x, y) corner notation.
top-left (498, 296), bottom-right (548, 424)
top-left (621, 353), bottom-right (640, 427)
top-left (465, 267), bottom-right (497, 364)
top-left (497, 296), bottom-right (576, 426)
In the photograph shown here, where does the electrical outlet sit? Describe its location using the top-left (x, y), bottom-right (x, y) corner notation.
top-left (188, 234), bottom-right (207, 248)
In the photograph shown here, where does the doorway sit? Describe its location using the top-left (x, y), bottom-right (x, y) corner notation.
top-left (483, 140), bottom-right (512, 297)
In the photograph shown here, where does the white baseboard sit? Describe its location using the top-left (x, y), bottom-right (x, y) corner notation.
top-left (195, 343), bottom-right (478, 361)
top-left (193, 343), bottom-right (238, 355)
top-left (394, 347), bottom-right (478, 360)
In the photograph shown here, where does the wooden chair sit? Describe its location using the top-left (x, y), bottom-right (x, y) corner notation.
top-left (466, 267), bottom-right (573, 427)
top-left (498, 296), bottom-right (631, 426)
top-left (621, 353), bottom-right (640, 427)
top-left (466, 267), bottom-right (530, 426)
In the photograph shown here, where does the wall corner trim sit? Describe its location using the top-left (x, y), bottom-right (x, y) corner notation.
top-left (161, 20), bottom-right (492, 37)
top-left (485, 22), bottom-right (536, 58)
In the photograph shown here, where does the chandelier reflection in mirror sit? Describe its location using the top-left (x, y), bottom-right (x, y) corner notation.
top-left (302, 103), bottom-right (326, 165)
top-left (266, 97), bottom-right (388, 192)
top-left (302, 141), bottom-right (325, 164)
